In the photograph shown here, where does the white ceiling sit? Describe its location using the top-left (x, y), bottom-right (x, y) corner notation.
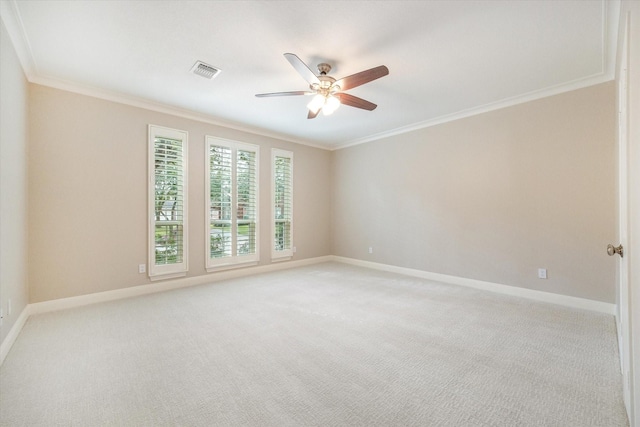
top-left (1, 0), bottom-right (618, 149)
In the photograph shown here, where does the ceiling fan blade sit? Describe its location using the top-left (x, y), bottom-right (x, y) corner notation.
top-left (307, 109), bottom-right (319, 119)
top-left (335, 93), bottom-right (377, 111)
top-left (255, 91), bottom-right (313, 97)
top-left (284, 53), bottom-right (321, 86)
top-left (334, 65), bottom-right (389, 91)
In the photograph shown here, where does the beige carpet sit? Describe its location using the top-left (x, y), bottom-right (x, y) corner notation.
top-left (0, 262), bottom-right (628, 426)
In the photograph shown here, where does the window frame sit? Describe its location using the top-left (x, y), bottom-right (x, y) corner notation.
top-left (148, 125), bottom-right (189, 281)
top-left (205, 136), bottom-right (260, 272)
top-left (271, 148), bottom-right (293, 261)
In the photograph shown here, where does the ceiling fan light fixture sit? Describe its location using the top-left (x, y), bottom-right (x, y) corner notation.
top-left (322, 95), bottom-right (340, 115)
top-left (307, 94), bottom-right (325, 114)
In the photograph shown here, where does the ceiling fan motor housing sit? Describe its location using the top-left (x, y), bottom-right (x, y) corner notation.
top-left (311, 77), bottom-right (337, 93)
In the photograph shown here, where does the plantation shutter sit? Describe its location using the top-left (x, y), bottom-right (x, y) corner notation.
top-left (206, 137), bottom-right (259, 271)
top-left (209, 145), bottom-right (233, 259)
top-left (272, 149), bottom-right (293, 259)
top-left (236, 149), bottom-right (257, 257)
top-left (148, 125), bottom-right (188, 280)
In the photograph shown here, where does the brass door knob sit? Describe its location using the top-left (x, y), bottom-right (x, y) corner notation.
top-left (607, 244), bottom-right (624, 258)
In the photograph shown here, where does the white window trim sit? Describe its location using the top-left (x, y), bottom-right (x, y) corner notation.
top-left (148, 125), bottom-right (189, 281)
top-left (271, 148), bottom-right (293, 261)
top-left (205, 136), bottom-right (260, 272)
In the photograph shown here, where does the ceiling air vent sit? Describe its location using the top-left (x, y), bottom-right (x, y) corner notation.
top-left (191, 61), bottom-right (221, 79)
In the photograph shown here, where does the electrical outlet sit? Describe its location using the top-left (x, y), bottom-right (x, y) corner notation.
top-left (538, 268), bottom-right (547, 279)
top-left (138, 264), bottom-right (146, 274)
top-left (292, 246), bottom-right (297, 253)
top-left (368, 247), bottom-right (373, 254)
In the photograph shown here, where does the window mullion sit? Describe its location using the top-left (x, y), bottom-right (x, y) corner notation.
top-left (231, 147), bottom-right (237, 257)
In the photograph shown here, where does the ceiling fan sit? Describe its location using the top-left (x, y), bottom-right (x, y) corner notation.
top-left (255, 53), bottom-right (389, 119)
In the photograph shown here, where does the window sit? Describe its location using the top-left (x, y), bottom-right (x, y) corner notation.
top-left (206, 137), bottom-right (259, 271)
top-left (272, 149), bottom-right (293, 260)
top-left (148, 125), bottom-right (188, 280)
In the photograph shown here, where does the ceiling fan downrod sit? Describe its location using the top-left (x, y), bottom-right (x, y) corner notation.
top-left (317, 63), bottom-right (331, 75)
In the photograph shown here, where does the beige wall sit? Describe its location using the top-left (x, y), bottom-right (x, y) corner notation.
top-left (0, 18), bottom-right (30, 345)
top-left (28, 85), bottom-right (332, 302)
top-left (332, 82), bottom-right (617, 303)
top-left (14, 49), bottom-right (619, 307)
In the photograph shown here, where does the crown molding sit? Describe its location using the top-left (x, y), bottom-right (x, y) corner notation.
top-left (0, 0), bottom-right (36, 79)
top-left (1, 0), bottom-right (328, 151)
top-left (330, 71), bottom-right (615, 150)
top-left (29, 74), bottom-right (330, 151)
top-left (604, 0), bottom-right (620, 79)
top-left (3, 0), bottom-right (620, 152)
top-left (326, 0), bottom-right (621, 150)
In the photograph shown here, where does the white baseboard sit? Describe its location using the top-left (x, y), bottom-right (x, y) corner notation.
top-left (331, 256), bottom-right (616, 315)
top-left (0, 305), bottom-right (29, 365)
top-left (17, 255), bottom-right (617, 318)
top-left (2, 254), bottom-right (614, 368)
top-left (0, 256), bottom-right (331, 367)
top-left (29, 256), bottom-right (333, 316)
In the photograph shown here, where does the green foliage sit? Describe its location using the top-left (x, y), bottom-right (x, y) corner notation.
top-left (274, 156), bottom-right (291, 251)
top-left (209, 146), bottom-right (257, 259)
top-left (210, 231), bottom-right (229, 258)
top-left (155, 224), bottom-right (183, 264)
top-left (154, 138), bottom-right (184, 265)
